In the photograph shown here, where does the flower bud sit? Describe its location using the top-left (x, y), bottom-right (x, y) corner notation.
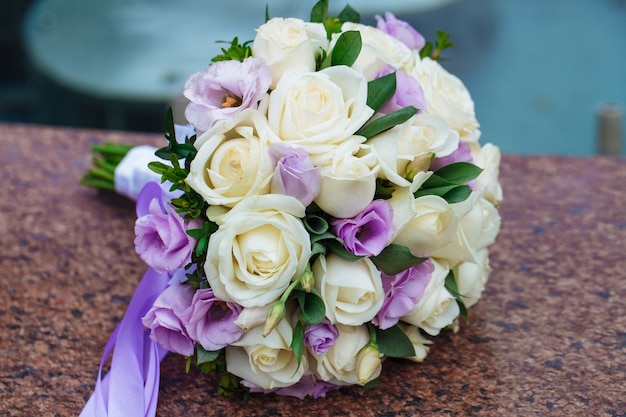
top-left (356, 343), bottom-right (382, 385)
top-left (404, 153), bottom-right (432, 181)
top-left (263, 300), bottom-right (286, 337)
top-left (300, 266), bottom-right (315, 293)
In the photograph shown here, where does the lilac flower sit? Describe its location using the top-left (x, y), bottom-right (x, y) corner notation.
top-left (375, 12), bottom-right (426, 51)
top-left (372, 260), bottom-right (434, 330)
top-left (141, 282), bottom-right (196, 356)
top-left (134, 193), bottom-right (201, 273)
top-left (269, 142), bottom-right (321, 207)
top-left (242, 374), bottom-right (342, 399)
top-left (429, 141), bottom-right (477, 189)
top-left (304, 320), bottom-right (339, 354)
top-left (376, 65), bottom-right (426, 115)
top-left (184, 288), bottom-right (244, 351)
top-left (184, 57), bottom-right (272, 132)
top-left (332, 199), bottom-right (395, 257)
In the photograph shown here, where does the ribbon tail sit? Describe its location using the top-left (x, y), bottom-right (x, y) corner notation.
top-left (80, 268), bottom-right (170, 417)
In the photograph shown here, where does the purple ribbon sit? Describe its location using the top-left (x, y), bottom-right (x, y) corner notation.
top-left (80, 268), bottom-right (169, 417)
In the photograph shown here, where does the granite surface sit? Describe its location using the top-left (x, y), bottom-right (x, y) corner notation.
top-left (1, 123), bottom-right (625, 416)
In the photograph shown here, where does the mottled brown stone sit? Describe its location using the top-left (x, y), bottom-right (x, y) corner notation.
top-left (0, 123), bottom-right (625, 416)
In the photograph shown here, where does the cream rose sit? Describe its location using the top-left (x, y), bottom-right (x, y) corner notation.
top-left (401, 259), bottom-right (460, 336)
top-left (397, 323), bottom-right (432, 362)
top-left (252, 17), bottom-right (328, 89)
top-left (312, 254), bottom-right (384, 326)
top-left (338, 23), bottom-right (412, 80)
top-left (312, 323), bottom-right (376, 386)
top-left (407, 57), bottom-right (479, 138)
top-left (453, 248), bottom-right (492, 308)
top-left (267, 66), bottom-right (374, 161)
top-left (204, 194), bottom-right (311, 307)
top-left (225, 315), bottom-right (307, 389)
top-left (314, 150), bottom-right (379, 218)
top-left (186, 109), bottom-right (278, 207)
top-left (389, 189), bottom-right (459, 258)
top-left (472, 142), bottom-right (503, 206)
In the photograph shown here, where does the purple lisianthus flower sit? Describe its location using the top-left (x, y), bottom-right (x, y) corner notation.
top-left (134, 189), bottom-right (201, 273)
top-left (142, 282), bottom-right (196, 356)
top-left (430, 141), bottom-right (477, 190)
top-left (183, 57), bottom-right (271, 132)
top-left (269, 142), bottom-right (321, 207)
top-left (184, 288), bottom-right (244, 351)
top-left (242, 374), bottom-right (342, 399)
top-left (376, 65), bottom-right (426, 115)
top-left (372, 260), bottom-right (434, 330)
top-left (304, 320), bottom-right (339, 354)
top-left (375, 12), bottom-right (426, 51)
top-left (332, 199), bottom-right (395, 257)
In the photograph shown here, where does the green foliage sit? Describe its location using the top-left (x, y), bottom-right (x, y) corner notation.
top-left (357, 106), bottom-right (418, 139)
top-left (337, 4), bottom-right (360, 23)
top-left (211, 37), bottom-right (253, 62)
top-left (371, 243), bottom-right (427, 275)
top-left (331, 30), bottom-right (362, 67)
top-left (366, 72), bottom-right (396, 113)
top-left (80, 142), bottom-right (135, 190)
top-left (420, 30), bottom-right (454, 61)
top-left (295, 288), bottom-right (326, 325)
top-left (375, 325), bottom-right (416, 358)
top-left (414, 162), bottom-right (483, 204)
top-left (310, 0), bottom-right (328, 23)
top-left (187, 220), bottom-right (218, 257)
top-left (444, 271), bottom-right (469, 323)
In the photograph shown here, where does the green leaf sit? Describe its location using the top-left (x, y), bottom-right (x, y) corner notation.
top-left (357, 106), bottom-right (417, 139)
top-left (326, 239), bottom-right (364, 262)
top-left (291, 321), bottom-right (305, 368)
top-left (338, 4), bottom-right (360, 23)
top-left (367, 72), bottom-right (396, 113)
top-left (432, 162), bottom-right (482, 185)
top-left (375, 325), bottom-right (415, 358)
top-left (265, 4), bottom-right (270, 22)
top-left (147, 161), bottom-right (171, 176)
top-left (414, 184), bottom-right (473, 204)
top-left (164, 107), bottom-right (175, 142)
top-left (310, 0), bottom-right (328, 23)
top-left (444, 271), bottom-right (469, 323)
top-left (296, 290), bottom-right (326, 325)
top-left (304, 214), bottom-right (329, 235)
top-left (371, 243), bottom-right (426, 275)
top-left (196, 346), bottom-right (220, 366)
top-left (331, 30), bottom-right (361, 67)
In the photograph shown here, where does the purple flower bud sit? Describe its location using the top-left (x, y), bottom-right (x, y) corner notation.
top-left (375, 12), bottom-right (426, 51)
top-left (242, 374), bottom-right (342, 399)
top-left (332, 199), bottom-right (395, 257)
top-left (372, 260), bottom-right (434, 330)
top-left (184, 57), bottom-right (271, 132)
top-left (134, 195), bottom-right (201, 273)
top-left (269, 142), bottom-right (321, 207)
top-left (184, 288), bottom-right (244, 351)
top-left (304, 320), bottom-right (339, 354)
top-left (141, 283), bottom-right (196, 356)
top-left (376, 65), bottom-right (426, 115)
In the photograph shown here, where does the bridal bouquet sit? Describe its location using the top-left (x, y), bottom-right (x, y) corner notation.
top-left (81, 0), bottom-right (502, 413)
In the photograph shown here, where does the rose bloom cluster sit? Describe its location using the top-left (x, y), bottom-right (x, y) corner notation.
top-left (135, 11), bottom-right (502, 398)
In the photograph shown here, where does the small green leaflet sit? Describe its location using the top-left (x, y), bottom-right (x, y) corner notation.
top-left (196, 346), bottom-right (220, 366)
top-left (375, 325), bottom-right (416, 358)
top-left (295, 289), bottom-right (326, 325)
top-left (432, 162), bottom-right (483, 185)
top-left (310, 0), bottom-right (328, 23)
top-left (415, 162), bottom-right (482, 203)
top-left (371, 243), bottom-right (426, 275)
top-left (444, 271), bottom-right (469, 323)
top-left (291, 321), bottom-right (305, 368)
top-left (337, 4), bottom-right (360, 23)
top-left (366, 72), bottom-right (396, 113)
top-left (331, 30), bottom-right (362, 67)
top-left (357, 106), bottom-right (417, 139)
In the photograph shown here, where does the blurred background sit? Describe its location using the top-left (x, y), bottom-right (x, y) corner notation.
top-left (1, 0), bottom-right (625, 155)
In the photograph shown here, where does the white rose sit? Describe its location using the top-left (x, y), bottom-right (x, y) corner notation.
top-left (397, 323), bottom-right (432, 362)
top-left (389, 189), bottom-right (458, 258)
top-left (252, 17), bottom-right (328, 89)
top-left (312, 323), bottom-right (375, 386)
top-left (186, 109), bottom-right (277, 207)
top-left (472, 142), bottom-right (503, 206)
top-left (401, 259), bottom-right (460, 336)
top-left (225, 315), bottom-right (307, 389)
top-left (312, 254), bottom-right (384, 326)
top-left (267, 66), bottom-right (374, 161)
top-left (429, 193), bottom-right (501, 267)
top-left (233, 305), bottom-right (271, 331)
top-left (339, 23), bottom-right (412, 80)
top-left (205, 194), bottom-right (311, 307)
top-left (407, 57), bottom-right (479, 138)
top-left (453, 248), bottom-right (492, 308)
top-left (314, 150), bottom-right (379, 218)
